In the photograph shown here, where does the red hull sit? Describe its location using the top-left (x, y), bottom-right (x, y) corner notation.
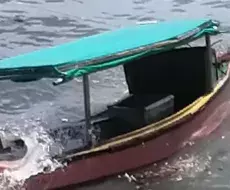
top-left (23, 73), bottom-right (230, 190)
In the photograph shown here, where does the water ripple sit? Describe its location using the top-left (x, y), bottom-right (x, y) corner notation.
top-left (17, 0), bottom-right (40, 4)
top-left (133, 0), bottom-right (152, 4)
top-left (212, 2), bottom-right (230, 9)
top-left (171, 8), bottom-right (186, 12)
top-left (0, 87), bottom-right (54, 114)
top-left (173, 0), bottom-right (195, 5)
top-left (201, 0), bottom-right (223, 6)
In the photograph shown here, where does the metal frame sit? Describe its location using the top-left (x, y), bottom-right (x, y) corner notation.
top-left (205, 34), bottom-right (213, 93)
top-left (0, 139), bottom-right (2, 150)
top-left (83, 74), bottom-right (91, 143)
top-left (80, 33), bottom-right (215, 143)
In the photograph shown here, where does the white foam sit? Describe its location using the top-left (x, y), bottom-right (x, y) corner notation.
top-left (0, 111), bottom-right (64, 190)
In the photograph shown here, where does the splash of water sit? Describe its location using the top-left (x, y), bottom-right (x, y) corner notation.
top-left (0, 110), bottom-right (64, 190)
top-left (129, 154), bottom-right (211, 190)
top-left (157, 153), bottom-right (212, 181)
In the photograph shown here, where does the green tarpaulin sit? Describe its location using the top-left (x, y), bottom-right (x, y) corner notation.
top-left (0, 18), bottom-right (220, 84)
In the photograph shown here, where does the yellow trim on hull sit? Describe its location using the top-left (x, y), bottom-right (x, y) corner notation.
top-left (71, 64), bottom-right (230, 157)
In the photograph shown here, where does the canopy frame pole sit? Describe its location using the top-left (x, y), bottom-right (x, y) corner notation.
top-left (205, 34), bottom-right (213, 93)
top-left (83, 74), bottom-right (91, 143)
top-left (0, 138), bottom-right (3, 150)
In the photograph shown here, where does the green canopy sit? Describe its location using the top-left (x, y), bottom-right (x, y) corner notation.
top-left (0, 18), bottom-right (220, 85)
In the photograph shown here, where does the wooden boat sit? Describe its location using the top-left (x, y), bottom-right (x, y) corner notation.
top-left (0, 18), bottom-right (229, 190)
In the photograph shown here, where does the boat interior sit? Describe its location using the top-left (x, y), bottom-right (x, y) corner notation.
top-left (0, 44), bottom-right (228, 159)
top-left (90, 46), bottom-right (220, 142)
top-left (50, 44), bottom-right (228, 155)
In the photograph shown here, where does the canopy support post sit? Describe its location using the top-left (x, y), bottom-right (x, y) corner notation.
top-left (83, 74), bottom-right (91, 143)
top-left (205, 34), bottom-right (213, 93)
top-left (0, 138), bottom-right (3, 150)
